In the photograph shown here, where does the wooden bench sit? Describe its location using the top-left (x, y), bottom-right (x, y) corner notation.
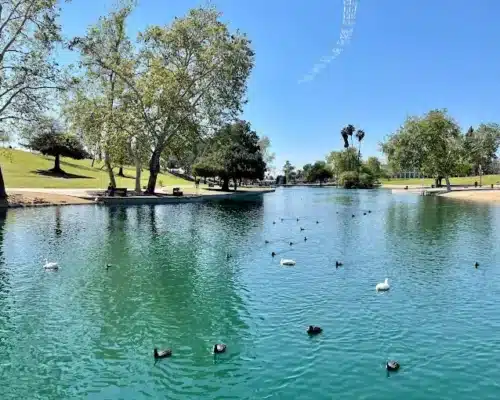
top-left (173, 187), bottom-right (183, 196)
top-left (107, 187), bottom-right (128, 197)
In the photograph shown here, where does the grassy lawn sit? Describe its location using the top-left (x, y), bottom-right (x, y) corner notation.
top-left (0, 149), bottom-right (189, 189)
top-left (380, 175), bottom-right (500, 186)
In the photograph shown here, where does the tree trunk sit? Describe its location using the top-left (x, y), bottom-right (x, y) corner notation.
top-left (0, 166), bottom-right (7, 200)
top-left (221, 177), bottom-right (230, 191)
top-left (117, 166), bottom-right (125, 177)
top-left (233, 177), bottom-right (238, 192)
top-left (105, 151), bottom-right (116, 188)
top-left (135, 161), bottom-right (142, 193)
top-left (445, 176), bottom-right (451, 191)
top-left (146, 150), bottom-right (161, 194)
top-left (52, 154), bottom-right (62, 172)
top-left (91, 158), bottom-right (95, 168)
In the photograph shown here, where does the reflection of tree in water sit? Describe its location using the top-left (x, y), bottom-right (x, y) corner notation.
top-left (54, 206), bottom-right (62, 237)
top-left (94, 202), bottom-right (262, 379)
top-left (0, 208), bottom-right (10, 345)
top-left (384, 197), bottom-right (493, 271)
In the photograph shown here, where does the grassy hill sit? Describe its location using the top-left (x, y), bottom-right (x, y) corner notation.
top-left (0, 149), bottom-right (189, 189)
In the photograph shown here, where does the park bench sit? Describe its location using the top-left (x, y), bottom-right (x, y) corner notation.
top-left (173, 187), bottom-right (183, 196)
top-left (107, 187), bottom-right (128, 197)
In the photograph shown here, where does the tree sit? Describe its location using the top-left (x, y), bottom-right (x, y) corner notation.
top-left (355, 129), bottom-right (365, 164)
top-left (0, 0), bottom-right (68, 199)
top-left (193, 120), bottom-right (266, 191)
top-left (71, 5), bottom-right (255, 194)
top-left (306, 161), bottom-right (333, 185)
top-left (24, 117), bottom-right (87, 173)
top-left (283, 160), bottom-right (295, 183)
top-left (365, 156), bottom-right (383, 179)
top-left (381, 109), bottom-right (464, 191)
top-left (326, 148), bottom-right (360, 177)
top-left (340, 124), bottom-right (355, 149)
top-left (463, 124), bottom-right (500, 182)
top-left (258, 136), bottom-right (276, 171)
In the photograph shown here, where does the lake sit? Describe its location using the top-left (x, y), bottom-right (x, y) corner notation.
top-left (1, 187), bottom-right (500, 399)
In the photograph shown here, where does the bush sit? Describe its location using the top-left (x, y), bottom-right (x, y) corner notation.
top-left (339, 171), bottom-right (375, 189)
top-left (339, 171), bottom-right (359, 189)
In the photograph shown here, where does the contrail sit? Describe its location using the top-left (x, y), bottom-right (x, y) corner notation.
top-left (298, 0), bottom-right (359, 84)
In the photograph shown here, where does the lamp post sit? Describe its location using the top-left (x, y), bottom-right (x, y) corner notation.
top-left (479, 164), bottom-right (483, 187)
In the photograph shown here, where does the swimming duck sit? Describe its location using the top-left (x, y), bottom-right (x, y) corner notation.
top-left (280, 259), bottom-right (296, 266)
top-left (304, 237), bottom-right (307, 241)
top-left (296, 218), bottom-right (299, 222)
top-left (316, 221), bottom-right (319, 224)
top-left (265, 240), bottom-right (269, 244)
top-left (43, 259), bottom-right (59, 270)
top-left (336, 261), bottom-right (343, 268)
top-left (271, 252), bottom-right (276, 257)
top-left (106, 263), bottom-right (112, 269)
top-left (226, 253), bottom-right (232, 260)
top-left (368, 210), bottom-right (372, 213)
top-left (154, 348), bottom-right (172, 359)
top-left (386, 360), bottom-right (400, 371)
top-left (280, 218), bottom-right (284, 222)
top-left (474, 262), bottom-right (479, 268)
top-left (273, 221), bottom-right (276, 225)
top-left (363, 212), bottom-right (367, 215)
top-left (289, 242), bottom-right (293, 246)
top-left (214, 344), bottom-right (226, 354)
top-left (352, 214), bottom-right (355, 218)
top-left (376, 278), bottom-right (390, 292)
top-left (307, 326), bottom-right (322, 335)
top-left (300, 227), bottom-right (305, 231)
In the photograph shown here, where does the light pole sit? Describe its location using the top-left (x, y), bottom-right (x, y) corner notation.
top-left (479, 164), bottom-right (483, 187)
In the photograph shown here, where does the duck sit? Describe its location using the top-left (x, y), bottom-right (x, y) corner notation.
top-left (474, 262), bottom-right (479, 268)
top-left (368, 210), bottom-right (372, 213)
top-left (316, 221), bottom-right (319, 224)
top-left (296, 218), bottom-right (299, 222)
top-left (271, 252), bottom-right (276, 257)
top-left (300, 227), bottom-right (305, 231)
top-left (352, 214), bottom-right (355, 218)
top-left (154, 348), bottom-right (172, 359)
top-left (265, 240), bottom-right (269, 244)
top-left (226, 253), bottom-right (232, 260)
top-left (273, 221), bottom-right (276, 225)
top-left (386, 360), bottom-right (400, 371)
top-left (280, 259), bottom-right (296, 266)
top-left (307, 325), bottom-right (322, 335)
top-left (304, 237), bottom-right (307, 241)
top-left (105, 263), bottom-right (112, 269)
top-left (363, 212), bottom-right (367, 215)
top-left (280, 218), bottom-right (284, 222)
top-left (289, 242), bottom-right (294, 246)
top-left (43, 259), bottom-right (59, 270)
top-left (336, 261), bottom-right (343, 268)
top-left (213, 343), bottom-right (226, 354)
top-left (376, 278), bottom-right (390, 292)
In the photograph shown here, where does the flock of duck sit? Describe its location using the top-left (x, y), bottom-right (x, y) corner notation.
top-left (41, 210), bottom-right (404, 372)
top-left (266, 211), bottom-right (399, 373)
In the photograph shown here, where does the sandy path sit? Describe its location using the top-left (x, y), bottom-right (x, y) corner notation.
top-left (439, 190), bottom-right (500, 203)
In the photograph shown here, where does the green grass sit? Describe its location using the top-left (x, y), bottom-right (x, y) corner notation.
top-left (0, 149), bottom-right (189, 189)
top-left (380, 175), bottom-right (500, 186)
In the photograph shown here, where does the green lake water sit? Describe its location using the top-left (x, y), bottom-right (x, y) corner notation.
top-left (1, 187), bottom-right (500, 399)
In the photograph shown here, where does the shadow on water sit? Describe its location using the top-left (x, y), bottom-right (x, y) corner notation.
top-left (55, 206), bottom-right (62, 237)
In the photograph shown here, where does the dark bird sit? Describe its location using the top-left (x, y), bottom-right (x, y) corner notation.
top-left (105, 264), bottom-right (112, 269)
top-left (316, 221), bottom-right (319, 224)
top-left (386, 360), bottom-right (400, 371)
top-left (154, 348), bottom-right (172, 359)
top-left (265, 240), bottom-right (269, 244)
top-left (273, 221), bottom-right (276, 225)
top-left (289, 242), bottom-right (293, 246)
top-left (363, 212), bottom-right (367, 215)
top-left (214, 344), bottom-right (226, 354)
top-left (281, 218), bottom-right (284, 222)
top-left (300, 227), bottom-right (305, 231)
top-left (336, 261), bottom-right (343, 268)
top-left (296, 218), bottom-right (299, 222)
top-left (271, 252), bottom-right (276, 257)
top-left (475, 262), bottom-right (479, 268)
top-left (304, 237), bottom-right (307, 241)
top-left (352, 214), bottom-right (355, 218)
top-left (226, 253), bottom-right (232, 260)
top-left (368, 210), bottom-right (372, 213)
top-left (307, 326), bottom-right (322, 335)
top-left (336, 211), bottom-right (339, 214)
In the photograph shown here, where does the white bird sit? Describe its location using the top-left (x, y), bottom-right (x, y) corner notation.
top-left (280, 259), bottom-right (296, 266)
top-left (376, 278), bottom-right (390, 292)
top-left (43, 259), bottom-right (59, 270)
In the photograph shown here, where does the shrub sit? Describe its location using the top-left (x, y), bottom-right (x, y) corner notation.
top-left (358, 173), bottom-right (375, 188)
top-left (339, 171), bottom-right (359, 189)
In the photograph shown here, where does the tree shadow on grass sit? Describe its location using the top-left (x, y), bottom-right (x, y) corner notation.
top-left (31, 169), bottom-right (95, 180)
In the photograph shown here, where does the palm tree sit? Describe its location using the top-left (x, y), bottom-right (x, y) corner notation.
top-left (341, 127), bottom-right (349, 148)
top-left (355, 129), bottom-right (365, 163)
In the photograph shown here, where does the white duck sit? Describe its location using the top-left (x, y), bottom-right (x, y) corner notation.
top-left (43, 259), bottom-right (59, 270)
top-left (280, 259), bottom-right (296, 266)
top-left (376, 278), bottom-right (390, 292)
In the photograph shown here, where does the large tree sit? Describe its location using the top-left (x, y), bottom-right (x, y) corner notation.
top-left (71, 5), bottom-right (254, 194)
top-left (0, 0), bottom-right (68, 199)
top-left (381, 109), bottom-right (464, 191)
top-left (258, 136), bottom-right (275, 171)
top-left (193, 120), bottom-right (266, 191)
top-left (463, 123), bottom-right (500, 178)
top-left (23, 117), bottom-right (87, 173)
top-left (305, 161), bottom-right (333, 185)
top-left (283, 160), bottom-right (294, 184)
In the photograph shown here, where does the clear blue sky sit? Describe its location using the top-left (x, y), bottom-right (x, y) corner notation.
top-left (60, 0), bottom-right (500, 174)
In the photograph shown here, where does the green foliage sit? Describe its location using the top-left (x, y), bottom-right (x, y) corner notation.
top-left (381, 109), bottom-right (464, 189)
top-left (364, 156), bottom-right (384, 179)
top-left (341, 124), bottom-right (355, 148)
top-left (338, 170), bottom-right (375, 189)
top-left (305, 161), bottom-right (333, 183)
top-left (283, 160), bottom-right (295, 183)
top-left (194, 120), bottom-right (266, 189)
top-left (463, 124), bottom-right (500, 175)
top-left (258, 136), bottom-right (275, 170)
top-left (326, 148), bottom-right (360, 176)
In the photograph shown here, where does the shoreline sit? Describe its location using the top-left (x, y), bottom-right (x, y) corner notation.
top-left (4, 187), bottom-right (275, 208)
